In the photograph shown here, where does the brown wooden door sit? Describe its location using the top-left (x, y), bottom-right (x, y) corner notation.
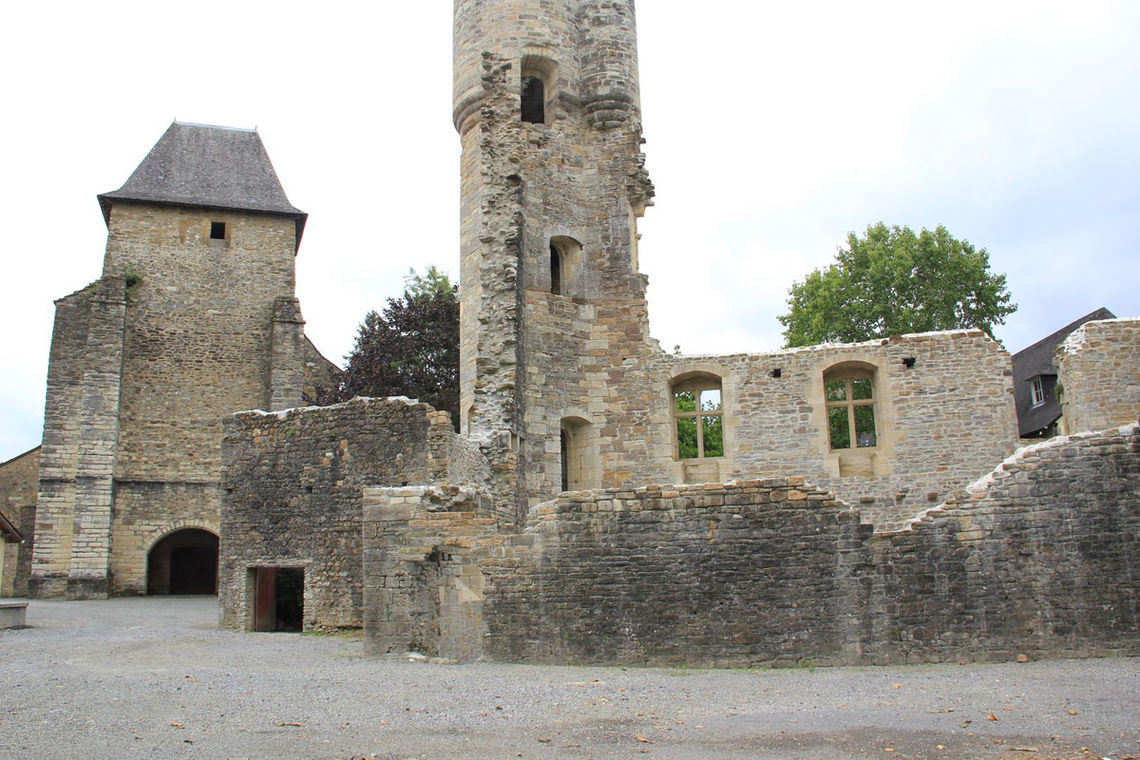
top-left (253, 567), bottom-right (277, 631)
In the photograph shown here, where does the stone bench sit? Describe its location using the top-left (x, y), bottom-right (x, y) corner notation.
top-left (0, 599), bottom-right (28, 628)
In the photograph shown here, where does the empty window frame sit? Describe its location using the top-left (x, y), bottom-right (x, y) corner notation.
top-left (550, 241), bottom-right (563, 295)
top-left (521, 76), bottom-right (545, 124)
top-left (549, 236), bottom-right (582, 297)
top-left (672, 376), bottom-right (724, 460)
top-left (824, 367), bottom-right (877, 450)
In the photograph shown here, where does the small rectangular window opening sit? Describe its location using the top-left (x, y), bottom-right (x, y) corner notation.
top-left (210, 221), bottom-right (227, 240)
top-left (1030, 378), bottom-right (1045, 407)
top-left (521, 76), bottom-right (545, 124)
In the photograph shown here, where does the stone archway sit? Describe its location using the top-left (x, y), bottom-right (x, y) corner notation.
top-left (146, 528), bottom-right (218, 595)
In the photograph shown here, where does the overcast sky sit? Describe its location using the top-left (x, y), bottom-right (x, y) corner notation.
top-left (2, 1), bottom-right (1138, 462)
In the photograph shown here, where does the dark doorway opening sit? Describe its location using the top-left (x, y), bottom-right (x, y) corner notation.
top-left (252, 567), bottom-right (305, 632)
top-left (147, 529), bottom-right (218, 595)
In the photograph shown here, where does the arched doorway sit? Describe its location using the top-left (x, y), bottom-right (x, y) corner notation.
top-left (147, 529), bottom-right (218, 595)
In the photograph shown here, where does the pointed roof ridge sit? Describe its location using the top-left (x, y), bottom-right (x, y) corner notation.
top-left (173, 119), bottom-right (257, 134)
top-left (1011, 307), bottom-right (1116, 361)
top-left (97, 121), bottom-right (307, 246)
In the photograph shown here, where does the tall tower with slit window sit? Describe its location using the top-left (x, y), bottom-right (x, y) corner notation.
top-left (453, 0), bottom-right (670, 524)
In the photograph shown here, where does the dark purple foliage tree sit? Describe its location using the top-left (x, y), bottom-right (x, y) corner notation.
top-left (336, 267), bottom-right (459, 429)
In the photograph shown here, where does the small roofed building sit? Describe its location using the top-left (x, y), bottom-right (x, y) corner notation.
top-left (0, 446), bottom-right (39, 598)
top-left (1011, 307), bottom-right (1115, 439)
top-left (29, 122), bottom-right (339, 600)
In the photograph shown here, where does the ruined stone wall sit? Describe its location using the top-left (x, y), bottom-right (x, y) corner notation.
top-left (1056, 318), bottom-right (1140, 434)
top-left (362, 424), bottom-right (1138, 667)
top-left (31, 276), bottom-right (128, 598)
top-left (29, 288), bottom-right (92, 596)
top-left (861, 424), bottom-right (1140, 664)
top-left (484, 479), bottom-right (868, 667)
top-left (219, 398), bottom-right (490, 631)
top-left (648, 330), bottom-right (1020, 528)
top-left (362, 485), bottom-right (510, 661)
top-left (302, 337), bottom-right (344, 405)
top-left (0, 447), bottom-right (39, 597)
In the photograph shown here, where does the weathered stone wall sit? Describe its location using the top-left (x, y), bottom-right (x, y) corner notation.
top-left (31, 199), bottom-right (316, 598)
top-left (451, 3), bottom-right (1018, 532)
top-left (109, 204), bottom-right (298, 485)
top-left (362, 485), bottom-right (510, 661)
top-left (30, 276), bottom-right (127, 598)
top-left (652, 330), bottom-right (1020, 528)
top-left (219, 397), bottom-right (490, 631)
top-left (1056, 318), bottom-right (1140, 434)
top-left (862, 423), bottom-right (1140, 664)
top-left (28, 288), bottom-right (91, 596)
top-left (0, 447), bottom-right (39, 597)
top-left (363, 424), bottom-right (1138, 667)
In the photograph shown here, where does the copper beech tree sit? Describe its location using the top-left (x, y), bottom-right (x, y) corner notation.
top-left (333, 267), bottom-right (460, 429)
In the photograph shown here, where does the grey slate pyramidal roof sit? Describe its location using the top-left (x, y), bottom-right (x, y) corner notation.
top-left (98, 121), bottom-right (307, 246)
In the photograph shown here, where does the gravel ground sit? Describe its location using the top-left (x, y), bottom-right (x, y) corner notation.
top-left (0, 597), bottom-right (1137, 760)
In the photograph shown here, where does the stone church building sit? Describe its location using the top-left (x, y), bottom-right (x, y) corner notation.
top-left (3, 0), bottom-right (1137, 668)
top-left (22, 122), bottom-right (336, 599)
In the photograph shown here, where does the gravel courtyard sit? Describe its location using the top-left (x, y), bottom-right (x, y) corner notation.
top-left (1, 597), bottom-right (1137, 760)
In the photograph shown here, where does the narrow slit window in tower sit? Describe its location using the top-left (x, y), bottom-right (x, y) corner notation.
top-left (521, 76), bottom-right (545, 124)
top-left (560, 429), bottom-right (569, 492)
top-left (550, 242), bottom-right (562, 295)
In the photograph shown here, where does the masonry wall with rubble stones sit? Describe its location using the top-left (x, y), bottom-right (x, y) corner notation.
top-left (1056, 318), bottom-right (1140, 435)
top-left (0, 447), bottom-right (39, 597)
top-left (451, 3), bottom-right (1021, 532)
top-left (647, 330), bottom-right (1020, 528)
top-left (362, 485), bottom-right (513, 661)
top-left (31, 202), bottom-right (316, 598)
top-left (454, 0), bottom-right (661, 525)
top-left (375, 423), bottom-right (1135, 667)
top-left (219, 397), bottom-right (490, 631)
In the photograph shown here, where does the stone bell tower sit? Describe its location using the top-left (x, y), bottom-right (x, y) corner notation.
top-left (453, 0), bottom-right (662, 524)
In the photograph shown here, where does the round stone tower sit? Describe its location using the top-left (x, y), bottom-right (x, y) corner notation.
top-left (452, 0), bottom-right (663, 525)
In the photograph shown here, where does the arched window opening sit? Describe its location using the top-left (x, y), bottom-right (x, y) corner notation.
top-left (147, 528), bottom-right (218, 595)
top-left (521, 76), bottom-right (545, 124)
top-left (672, 375), bottom-right (724, 460)
top-left (548, 236), bottom-right (582, 298)
top-left (824, 366), bottom-right (877, 450)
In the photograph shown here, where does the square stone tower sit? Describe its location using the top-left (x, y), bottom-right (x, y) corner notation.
top-left (30, 122), bottom-right (328, 599)
top-left (454, 0), bottom-right (666, 523)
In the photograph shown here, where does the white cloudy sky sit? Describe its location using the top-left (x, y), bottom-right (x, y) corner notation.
top-left (2, 1), bottom-right (1138, 462)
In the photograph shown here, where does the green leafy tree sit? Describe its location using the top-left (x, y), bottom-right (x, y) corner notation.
top-left (336, 267), bottom-right (460, 429)
top-left (778, 223), bottom-right (1016, 347)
